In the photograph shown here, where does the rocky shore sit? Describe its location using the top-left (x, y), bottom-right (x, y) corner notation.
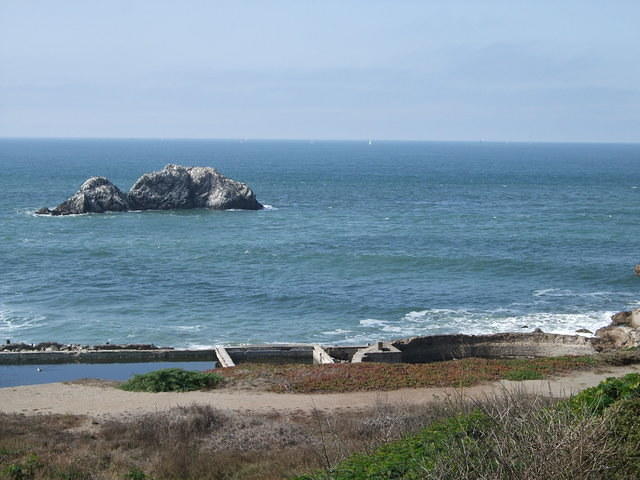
top-left (36, 164), bottom-right (263, 215)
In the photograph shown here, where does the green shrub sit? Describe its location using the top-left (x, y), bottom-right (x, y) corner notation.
top-left (296, 411), bottom-right (488, 480)
top-left (567, 373), bottom-right (640, 414)
top-left (120, 368), bottom-right (222, 393)
top-left (298, 375), bottom-right (640, 480)
top-left (606, 397), bottom-right (640, 478)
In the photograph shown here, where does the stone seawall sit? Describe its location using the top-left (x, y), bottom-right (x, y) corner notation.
top-left (0, 332), bottom-right (601, 366)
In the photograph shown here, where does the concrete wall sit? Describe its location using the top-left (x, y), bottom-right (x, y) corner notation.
top-left (0, 349), bottom-right (215, 365)
top-left (324, 346), bottom-right (366, 362)
top-left (226, 345), bottom-right (314, 364)
top-left (0, 333), bottom-right (599, 367)
top-left (393, 333), bottom-right (596, 363)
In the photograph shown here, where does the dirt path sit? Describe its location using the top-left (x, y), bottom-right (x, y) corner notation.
top-left (2, 364), bottom-right (638, 419)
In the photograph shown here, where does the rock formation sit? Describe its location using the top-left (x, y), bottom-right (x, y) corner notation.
top-left (593, 309), bottom-right (640, 350)
top-left (36, 164), bottom-right (263, 215)
top-left (36, 177), bottom-right (129, 215)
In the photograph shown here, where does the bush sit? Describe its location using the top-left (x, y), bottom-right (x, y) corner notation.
top-left (296, 412), bottom-right (488, 480)
top-left (299, 376), bottom-right (640, 480)
top-left (567, 373), bottom-right (640, 414)
top-left (120, 368), bottom-right (222, 392)
top-left (606, 397), bottom-right (640, 478)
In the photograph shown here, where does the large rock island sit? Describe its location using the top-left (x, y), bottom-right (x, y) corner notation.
top-left (36, 164), bottom-right (263, 215)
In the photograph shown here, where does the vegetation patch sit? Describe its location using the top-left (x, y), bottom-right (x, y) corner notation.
top-left (297, 373), bottom-right (640, 480)
top-left (503, 367), bottom-right (544, 381)
top-left (565, 372), bottom-right (640, 414)
top-left (606, 397), bottom-right (640, 478)
top-left (4, 373), bottom-right (640, 480)
top-left (216, 355), bottom-right (599, 393)
top-left (0, 403), bottom-right (453, 480)
top-left (120, 368), bottom-right (222, 392)
top-left (297, 412), bottom-right (488, 480)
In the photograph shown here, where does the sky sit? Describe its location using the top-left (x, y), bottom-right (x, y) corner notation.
top-left (1, 0), bottom-right (639, 142)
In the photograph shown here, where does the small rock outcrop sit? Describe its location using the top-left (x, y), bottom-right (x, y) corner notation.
top-left (634, 264), bottom-right (640, 276)
top-left (36, 164), bottom-right (262, 215)
top-left (36, 177), bottom-right (129, 215)
top-left (593, 310), bottom-right (640, 351)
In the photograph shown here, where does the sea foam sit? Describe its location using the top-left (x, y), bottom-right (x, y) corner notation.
top-left (326, 308), bottom-right (615, 345)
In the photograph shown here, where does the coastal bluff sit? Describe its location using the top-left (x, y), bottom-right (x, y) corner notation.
top-left (36, 164), bottom-right (263, 215)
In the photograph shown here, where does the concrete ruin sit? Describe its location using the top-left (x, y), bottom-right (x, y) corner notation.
top-left (392, 332), bottom-right (597, 363)
top-left (0, 331), bottom-right (603, 368)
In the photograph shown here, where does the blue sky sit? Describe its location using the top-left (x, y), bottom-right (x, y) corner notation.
top-left (1, 0), bottom-right (639, 141)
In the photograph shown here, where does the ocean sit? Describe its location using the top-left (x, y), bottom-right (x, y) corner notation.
top-left (1, 139), bottom-right (639, 348)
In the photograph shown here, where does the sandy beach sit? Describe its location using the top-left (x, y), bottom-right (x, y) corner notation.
top-left (2, 364), bottom-right (638, 419)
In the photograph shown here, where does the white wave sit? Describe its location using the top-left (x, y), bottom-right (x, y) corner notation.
top-left (328, 333), bottom-right (385, 345)
top-left (17, 208), bottom-right (43, 217)
top-left (533, 288), bottom-right (573, 297)
top-left (533, 289), bottom-right (619, 299)
top-left (175, 325), bottom-right (203, 332)
top-left (0, 307), bottom-right (44, 334)
top-left (322, 328), bottom-right (352, 335)
top-left (186, 343), bottom-right (215, 350)
top-left (409, 308), bottom-right (610, 332)
top-left (331, 309), bottom-right (615, 344)
top-left (359, 319), bottom-right (388, 327)
top-left (262, 204), bottom-right (277, 210)
top-left (403, 309), bottom-right (463, 322)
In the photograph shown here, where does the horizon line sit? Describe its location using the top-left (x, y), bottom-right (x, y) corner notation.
top-left (0, 136), bottom-right (639, 145)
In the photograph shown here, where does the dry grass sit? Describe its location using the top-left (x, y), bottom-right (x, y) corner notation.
top-left (426, 392), bottom-right (617, 480)
top-left (0, 400), bottom-right (455, 480)
top-left (2, 384), bottom-right (634, 480)
top-left (300, 388), bottom-right (624, 480)
top-left (215, 355), bottom-right (600, 393)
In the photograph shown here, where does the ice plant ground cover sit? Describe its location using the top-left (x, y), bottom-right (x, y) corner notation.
top-left (214, 355), bottom-right (604, 393)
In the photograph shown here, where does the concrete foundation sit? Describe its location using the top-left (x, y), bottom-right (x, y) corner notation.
top-left (0, 349), bottom-right (215, 365)
top-left (352, 342), bottom-right (402, 363)
top-left (324, 346), bottom-right (366, 362)
top-left (392, 332), bottom-right (597, 363)
top-left (0, 332), bottom-right (600, 367)
top-left (225, 344), bottom-right (314, 364)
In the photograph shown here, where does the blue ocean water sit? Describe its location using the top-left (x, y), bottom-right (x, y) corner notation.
top-left (1, 139), bottom-right (639, 348)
